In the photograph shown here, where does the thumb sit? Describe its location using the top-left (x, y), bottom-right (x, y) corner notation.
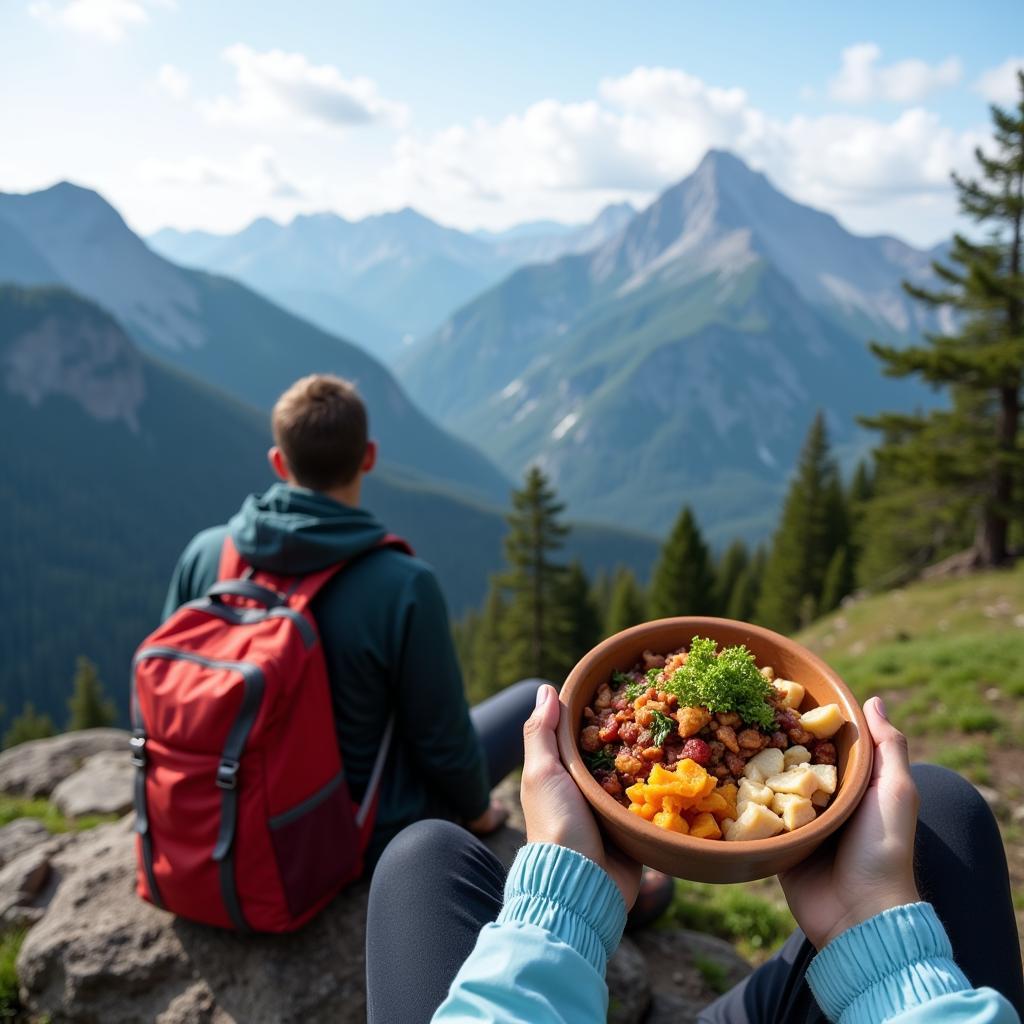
top-left (865, 696), bottom-right (912, 783)
top-left (522, 684), bottom-right (561, 774)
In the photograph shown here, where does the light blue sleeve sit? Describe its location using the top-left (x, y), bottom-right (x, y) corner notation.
top-left (806, 902), bottom-right (1020, 1024)
top-left (431, 842), bottom-right (627, 1024)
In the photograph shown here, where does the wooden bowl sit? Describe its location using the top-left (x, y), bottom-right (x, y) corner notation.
top-left (556, 617), bottom-right (872, 883)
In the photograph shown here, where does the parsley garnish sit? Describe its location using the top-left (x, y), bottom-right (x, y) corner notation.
top-left (624, 679), bottom-right (647, 701)
top-left (584, 747), bottom-right (616, 772)
top-left (649, 708), bottom-right (676, 747)
top-left (611, 670), bottom-right (633, 690)
top-left (662, 637), bottom-right (776, 729)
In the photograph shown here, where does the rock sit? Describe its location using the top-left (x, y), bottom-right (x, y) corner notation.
top-left (646, 991), bottom-right (703, 1024)
top-left (606, 936), bottom-right (651, 1024)
top-left (52, 750), bottom-right (134, 818)
top-left (0, 819), bottom-right (50, 868)
top-left (0, 729), bottom-right (130, 798)
top-left (18, 818), bottom-right (372, 1023)
top-left (0, 832), bottom-right (73, 928)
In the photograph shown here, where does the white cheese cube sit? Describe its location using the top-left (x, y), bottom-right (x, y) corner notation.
top-left (764, 764), bottom-right (820, 798)
top-left (809, 763), bottom-right (838, 795)
top-left (783, 745), bottom-right (812, 769)
top-left (774, 679), bottom-right (805, 710)
top-left (800, 704), bottom-right (844, 740)
top-left (743, 748), bottom-right (785, 784)
top-left (725, 802), bottom-right (785, 841)
top-left (770, 793), bottom-right (817, 831)
top-left (737, 777), bottom-right (774, 812)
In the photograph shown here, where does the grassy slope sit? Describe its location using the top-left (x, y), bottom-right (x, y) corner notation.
top-left (798, 564), bottom-right (1024, 941)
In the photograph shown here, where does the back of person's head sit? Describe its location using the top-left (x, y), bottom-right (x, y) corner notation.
top-left (272, 374), bottom-right (369, 491)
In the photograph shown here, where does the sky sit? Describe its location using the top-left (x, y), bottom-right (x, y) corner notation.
top-left (1, 0), bottom-right (1021, 247)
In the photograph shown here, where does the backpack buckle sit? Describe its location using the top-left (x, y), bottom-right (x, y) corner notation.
top-left (216, 758), bottom-right (240, 790)
top-left (130, 735), bottom-right (147, 769)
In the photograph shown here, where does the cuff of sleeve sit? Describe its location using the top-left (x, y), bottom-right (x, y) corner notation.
top-left (806, 903), bottom-right (971, 1023)
top-left (497, 843), bottom-right (627, 976)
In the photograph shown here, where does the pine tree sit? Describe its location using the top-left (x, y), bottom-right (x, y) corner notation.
top-left (605, 567), bottom-right (647, 635)
top-left (499, 467), bottom-right (573, 683)
top-left (756, 413), bottom-right (847, 631)
top-left (469, 581), bottom-right (511, 702)
top-left (647, 506), bottom-right (716, 619)
top-left (727, 546), bottom-right (766, 622)
top-left (820, 545), bottom-right (855, 613)
top-left (715, 540), bottom-right (750, 614)
top-left (862, 74), bottom-right (1024, 568)
top-left (589, 569), bottom-right (614, 630)
top-left (67, 656), bottom-right (117, 730)
top-left (3, 702), bottom-right (56, 749)
top-left (562, 560), bottom-right (602, 668)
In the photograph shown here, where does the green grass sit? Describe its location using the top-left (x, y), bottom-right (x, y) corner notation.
top-left (798, 564), bottom-right (1024, 744)
top-left (661, 880), bottom-right (795, 960)
top-left (931, 742), bottom-right (993, 785)
top-left (0, 930), bottom-right (25, 1020)
top-left (0, 797), bottom-right (117, 834)
top-left (693, 953), bottom-right (731, 994)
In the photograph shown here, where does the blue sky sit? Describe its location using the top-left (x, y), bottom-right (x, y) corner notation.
top-left (1, 0), bottom-right (1021, 245)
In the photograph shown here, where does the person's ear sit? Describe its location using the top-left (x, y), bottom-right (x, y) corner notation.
top-left (362, 440), bottom-right (377, 474)
top-left (268, 446), bottom-right (290, 482)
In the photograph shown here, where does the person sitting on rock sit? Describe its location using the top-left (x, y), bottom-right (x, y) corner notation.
top-left (365, 691), bottom-right (1024, 1023)
top-left (163, 373), bottom-right (538, 863)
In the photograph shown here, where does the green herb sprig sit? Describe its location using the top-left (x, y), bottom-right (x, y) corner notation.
top-left (584, 747), bottom-right (616, 772)
top-left (648, 708), bottom-right (676, 747)
top-left (662, 637), bottom-right (776, 729)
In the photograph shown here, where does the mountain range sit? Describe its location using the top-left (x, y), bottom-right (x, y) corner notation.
top-left (148, 202), bottom-right (636, 360)
top-left (398, 150), bottom-right (946, 542)
top-left (0, 181), bottom-right (509, 506)
top-left (0, 284), bottom-right (658, 726)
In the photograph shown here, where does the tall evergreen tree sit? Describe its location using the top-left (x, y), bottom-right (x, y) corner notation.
top-left (728, 546), bottom-right (766, 622)
top-left (67, 656), bottom-right (117, 730)
top-left (820, 545), bottom-right (856, 614)
top-left (588, 569), bottom-right (614, 630)
top-left (647, 506), bottom-right (716, 619)
top-left (715, 540), bottom-right (750, 614)
top-left (756, 413), bottom-right (847, 631)
top-left (605, 567), bottom-right (647, 635)
top-left (862, 74), bottom-right (1024, 568)
top-left (562, 560), bottom-right (602, 668)
top-left (499, 467), bottom-right (573, 683)
top-left (469, 581), bottom-right (511, 702)
top-left (3, 702), bottom-right (55, 749)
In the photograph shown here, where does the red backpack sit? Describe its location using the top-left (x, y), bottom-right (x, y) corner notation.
top-left (130, 533), bottom-right (412, 932)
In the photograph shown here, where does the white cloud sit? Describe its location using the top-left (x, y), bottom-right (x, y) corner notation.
top-left (157, 63), bottom-right (190, 101)
top-left (381, 64), bottom-right (981, 244)
top-left (199, 45), bottom-right (408, 131)
top-left (138, 146), bottom-right (305, 202)
top-left (974, 57), bottom-right (1024, 104)
top-left (28, 0), bottom-right (173, 41)
top-left (828, 43), bottom-right (962, 104)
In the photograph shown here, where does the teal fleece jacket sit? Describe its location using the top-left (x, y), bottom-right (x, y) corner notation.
top-left (432, 843), bottom-right (1020, 1024)
top-left (162, 483), bottom-right (490, 858)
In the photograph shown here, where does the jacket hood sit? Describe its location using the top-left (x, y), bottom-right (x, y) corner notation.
top-left (228, 483), bottom-right (387, 574)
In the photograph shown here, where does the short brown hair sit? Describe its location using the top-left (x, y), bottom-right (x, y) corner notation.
top-left (272, 374), bottom-right (368, 491)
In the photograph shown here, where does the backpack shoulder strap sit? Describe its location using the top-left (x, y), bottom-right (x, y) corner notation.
top-left (285, 533), bottom-right (414, 613)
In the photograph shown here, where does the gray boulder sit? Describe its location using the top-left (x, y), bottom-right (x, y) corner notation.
top-left (52, 750), bottom-right (134, 818)
top-left (18, 817), bottom-right (373, 1024)
top-left (0, 818), bottom-right (50, 868)
top-left (0, 729), bottom-right (129, 798)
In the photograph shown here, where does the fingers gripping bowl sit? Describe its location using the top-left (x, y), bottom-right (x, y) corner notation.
top-left (556, 618), bottom-right (873, 884)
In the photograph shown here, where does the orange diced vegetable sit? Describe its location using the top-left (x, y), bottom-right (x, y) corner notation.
top-left (653, 811), bottom-right (689, 834)
top-left (689, 812), bottom-right (722, 840)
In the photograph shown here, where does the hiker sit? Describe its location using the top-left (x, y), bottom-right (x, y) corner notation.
top-left (160, 373), bottom-right (536, 865)
top-left (366, 691), bottom-right (1024, 1023)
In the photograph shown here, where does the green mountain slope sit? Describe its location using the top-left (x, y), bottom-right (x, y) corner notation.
top-left (0, 285), bottom-right (658, 727)
top-left (0, 183), bottom-right (510, 506)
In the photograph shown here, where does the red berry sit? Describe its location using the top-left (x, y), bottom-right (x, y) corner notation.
top-left (680, 738), bottom-right (711, 766)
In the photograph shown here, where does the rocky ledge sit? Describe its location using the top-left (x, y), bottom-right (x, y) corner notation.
top-left (1, 732), bottom-right (750, 1022)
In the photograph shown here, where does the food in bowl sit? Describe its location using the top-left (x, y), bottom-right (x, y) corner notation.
top-left (578, 636), bottom-right (845, 841)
